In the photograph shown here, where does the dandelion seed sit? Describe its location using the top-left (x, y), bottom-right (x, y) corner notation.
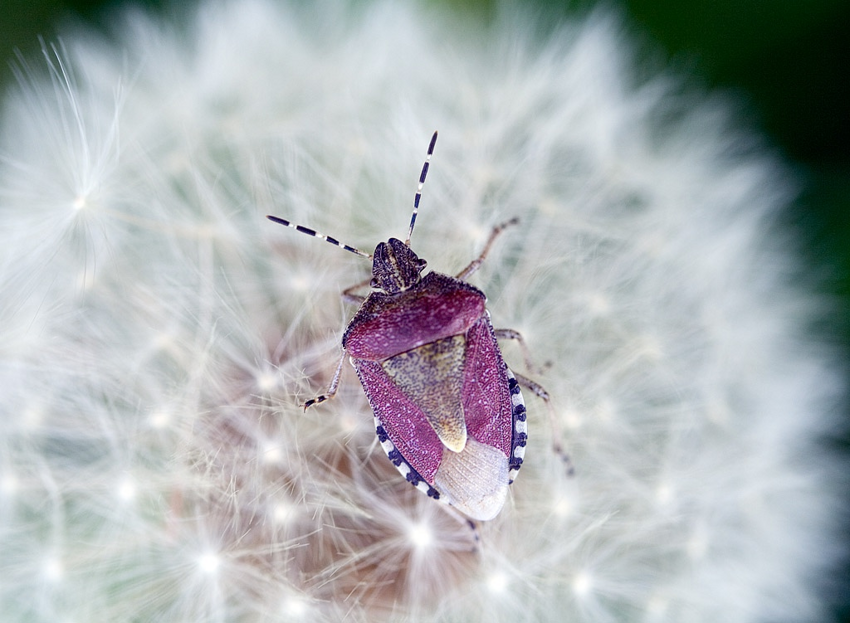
top-left (116, 477), bottom-right (136, 503)
top-left (687, 526), bottom-right (709, 560)
top-left (261, 443), bottom-right (282, 464)
top-left (563, 408), bottom-right (584, 430)
top-left (486, 572), bottom-right (510, 594)
top-left (255, 371), bottom-right (278, 392)
top-left (573, 571), bottom-right (593, 597)
top-left (407, 521), bottom-right (434, 551)
top-left (553, 495), bottom-right (574, 518)
top-left (655, 482), bottom-right (674, 507)
top-left (0, 474), bottom-right (17, 496)
top-left (148, 408), bottom-right (171, 429)
top-left (43, 558), bottom-right (63, 582)
top-left (646, 593), bottom-right (669, 617)
top-left (197, 553), bottom-right (220, 575)
top-left (283, 595), bottom-right (308, 617)
top-left (272, 500), bottom-right (298, 525)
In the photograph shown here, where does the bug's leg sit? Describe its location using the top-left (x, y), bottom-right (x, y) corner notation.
top-left (341, 277), bottom-right (372, 305)
top-left (302, 349), bottom-right (347, 410)
top-left (455, 217), bottom-right (520, 280)
top-left (512, 371), bottom-right (574, 477)
top-left (494, 328), bottom-right (544, 375)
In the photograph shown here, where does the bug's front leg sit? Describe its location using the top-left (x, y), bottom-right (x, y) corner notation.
top-left (342, 277), bottom-right (372, 306)
top-left (455, 217), bottom-right (519, 280)
top-left (302, 349), bottom-right (347, 410)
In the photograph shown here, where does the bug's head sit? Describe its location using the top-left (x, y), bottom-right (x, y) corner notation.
top-left (371, 237), bottom-right (427, 294)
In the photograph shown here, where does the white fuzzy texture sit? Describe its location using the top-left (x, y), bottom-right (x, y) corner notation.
top-left (0, 1), bottom-right (841, 621)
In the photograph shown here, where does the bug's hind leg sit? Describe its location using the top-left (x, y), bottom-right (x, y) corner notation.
top-left (495, 327), bottom-right (572, 475)
top-left (511, 371), bottom-right (574, 477)
top-left (301, 349), bottom-right (347, 410)
top-left (437, 504), bottom-right (480, 553)
top-left (455, 217), bottom-right (519, 281)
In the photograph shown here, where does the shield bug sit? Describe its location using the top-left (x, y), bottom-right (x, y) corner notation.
top-left (268, 132), bottom-right (554, 521)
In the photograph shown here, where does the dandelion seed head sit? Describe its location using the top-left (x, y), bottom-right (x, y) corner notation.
top-left (0, 1), bottom-right (841, 621)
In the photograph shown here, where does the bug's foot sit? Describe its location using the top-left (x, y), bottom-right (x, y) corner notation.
top-left (553, 443), bottom-right (575, 477)
top-left (301, 395), bottom-right (328, 410)
top-left (467, 519), bottom-right (480, 553)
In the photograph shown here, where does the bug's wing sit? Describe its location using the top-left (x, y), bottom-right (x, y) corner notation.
top-left (354, 314), bottom-right (525, 520)
top-left (461, 316), bottom-right (515, 459)
top-left (432, 436), bottom-right (509, 520)
top-left (354, 360), bottom-right (445, 485)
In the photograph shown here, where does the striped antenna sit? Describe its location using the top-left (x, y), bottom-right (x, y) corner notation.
top-left (266, 215), bottom-right (372, 259)
top-left (406, 131), bottom-right (438, 246)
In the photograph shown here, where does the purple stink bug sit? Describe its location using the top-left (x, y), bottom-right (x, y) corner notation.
top-left (268, 132), bottom-right (553, 521)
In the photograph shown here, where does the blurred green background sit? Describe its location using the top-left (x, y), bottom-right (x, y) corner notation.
top-left (1, 0), bottom-right (848, 619)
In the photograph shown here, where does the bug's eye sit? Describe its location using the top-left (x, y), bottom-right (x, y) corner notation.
top-left (370, 278), bottom-right (379, 288)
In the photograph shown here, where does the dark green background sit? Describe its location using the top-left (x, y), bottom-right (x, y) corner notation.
top-left (2, 0), bottom-right (848, 619)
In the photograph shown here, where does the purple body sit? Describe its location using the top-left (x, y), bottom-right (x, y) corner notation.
top-left (267, 133), bottom-right (528, 521)
top-left (344, 271), bottom-right (522, 519)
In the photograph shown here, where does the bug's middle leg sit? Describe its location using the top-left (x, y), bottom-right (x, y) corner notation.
top-left (496, 326), bottom-right (573, 476)
top-left (303, 277), bottom-right (372, 409)
top-left (302, 349), bottom-right (347, 410)
top-left (511, 370), bottom-right (574, 477)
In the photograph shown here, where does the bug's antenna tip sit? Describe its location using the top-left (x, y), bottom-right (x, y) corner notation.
top-left (407, 131), bottom-right (439, 245)
top-left (266, 214), bottom-right (371, 259)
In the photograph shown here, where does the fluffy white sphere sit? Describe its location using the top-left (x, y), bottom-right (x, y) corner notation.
top-left (0, 1), bottom-right (841, 621)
